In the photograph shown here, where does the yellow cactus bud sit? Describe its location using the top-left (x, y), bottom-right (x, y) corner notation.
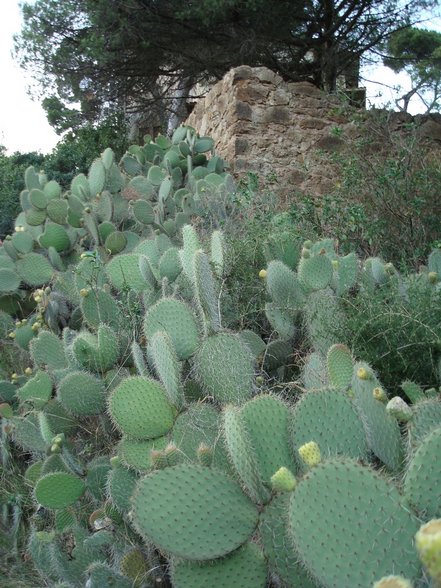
top-left (8, 332), bottom-right (16, 339)
top-left (415, 519), bottom-right (441, 585)
top-left (428, 271), bottom-right (438, 284)
top-left (331, 259), bottom-right (339, 269)
top-left (79, 288), bottom-right (90, 297)
top-left (373, 576), bottom-right (414, 588)
top-left (298, 441), bottom-right (321, 467)
top-left (31, 322), bottom-right (41, 332)
top-left (84, 207), bottom-right (91, 213)
top-left (15, 321), bottom-right (21, 328)
top-left (255, 375), bottom-right (265, 385)
top-left (24, 367), bottom-right (33, 376)
top-left (357, 367), bottom-right (370, 380)
top-left (373, 387), bottom-right (387, 402)
top-left (271, 467), bottom-right (297, 492)
top-left (34, 295), bottom-right (42, 303)
top-left (258, 269), bottom-right (267, 279)
top-left (11, 373), bottom-right (18, 380)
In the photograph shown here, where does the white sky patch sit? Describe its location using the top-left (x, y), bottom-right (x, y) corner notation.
top-left (0, 0), bottom-right (59, 154)
top-left (0, 1), bottom-right (440, 154)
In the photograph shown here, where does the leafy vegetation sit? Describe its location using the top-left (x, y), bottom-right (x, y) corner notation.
top-left (0, 126), bottom-right (440, 587)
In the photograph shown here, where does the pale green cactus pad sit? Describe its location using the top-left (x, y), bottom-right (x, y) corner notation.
top-left (131, 464), bottom-right (259, 560)
top-left (108, 376), bottom-right (175, 439)
top-left (35, 472), bottom-right (85, 509)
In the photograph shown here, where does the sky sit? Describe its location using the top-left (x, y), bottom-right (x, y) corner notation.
top-left (0, 1), bottom-right (440, 155)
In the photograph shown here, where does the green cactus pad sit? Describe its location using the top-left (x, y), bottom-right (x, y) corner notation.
top-left (30, 331), bottom-right (67, 371)
top-left (11, 414), bottom-right (47, 453)
top-left (407, 399), bottom-right (441, 453)
top-left (11, 231), bottom-right (33, 254)
top-left (29, 188), bottom-right (48, 209)
top-left (289, 460), bottom-right (421, 588)
top-left (17, 370), bottom-right (52, 408)
top-left (131, 463), bottom-right (258, 560)
top-left (0, 380), bottom-right (16, 403)
top-left (159, 247), bottom-right (182, 282)
top-left (24, 460), bottom-right (44, 486)
top-left (105, 231), bottom-right (127, 254)
top-left (85, 457), bottom-right (111, 501)
top-left (240, 394), bottom-right (297, 488)
top-left (144, 298), bottom-right (199, 361)
top-left (25, 206), bottom-right (47, 226)
top-left (193, 332), bottom-right (255, 404)
top-left (86, 562), bottom-right (132, 588)
top-left (57, 371), bottom-right (105, 416)
top-left (266, 260), bottom-right (305, 309)
top-left (290, 389), bottom-right (369, 470)
top-left (107, 464), bottom-right (139, 512)
top-left (41, 454), bottom-right (69, 475)
top-left (332, 252), bottom-right (358, 295)
top-left (223, 405), bottom-right (269, 504)
top-left (404, 425), bottom-right (441, 518)
top-left (179, 224), bottom-right (201, 281)
top-left (352, 362), bottom-right (403, 471)
top-left (238, 330), bottom-right (266, 359)
top-left (39, 223), bottom-right (70, 252)
top-left (149, 331), bottom-right (184, 409)
top-left (265, 302), bottom-right (296, 340)
top-left (326, 344), bottom-right (354, 389)
top-left (401, 380), bottom-right (425, 404)
top-left (51, 526), bottom-right (103, 586)
top-left (55, 508), bottom-right (76, 532)
top-left (298, 253), bottom-right (333, 291)
top-left (304, 287), bottom-right (344, 356)
top-left (106, 253), bottom-right (146, 292)
top-left (118, 435), bottom-right (168, 471)
top-left (0, 268), bottom-right (20, 293)
top-left (35, 472), bottom-right (85, 509)
top-left (170, 542), bottom-right (267, 588)
top-left (88, 158), bottom-right (106, 195)
top-left (16, 253), bottom-right (54, 286)
top-left (81, 288), bottom-right (121, 329)
top-left (43, 179), bottom-right (62, 199)
top-left (260, 494), bottom-right (317, 588)
top-left (109, 376), bottom-right (174, 439)
top-left (46, 199), bottom-right (68, 224)
top-left (171, 403), bottom-right (230, 472)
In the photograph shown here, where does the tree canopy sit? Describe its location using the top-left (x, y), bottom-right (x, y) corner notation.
top-left (384, 27), bottom-right (441, 112)
top-left (14, 0), bottom-right (438, 132)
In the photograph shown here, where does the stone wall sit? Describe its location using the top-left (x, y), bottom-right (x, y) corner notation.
top-left (185, 65), bottom-right (441, 200)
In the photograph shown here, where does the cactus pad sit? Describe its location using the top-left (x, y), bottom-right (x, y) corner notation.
top-left (144, 298), bottom-right (200, 360)
top-left (35, 472), bottom-right (85, 509)
top-left (170, 543), bottom-right (267, 588)
top-left (131, 463), bottom-right (258, 560)
top-left (404, 425), bottom-right (441, 518)
top-left (108, 376), bottom-right (174, 439)
top-left (288, 460), bottom-right (421, 587)
top-left (193, 332), bottom-right (255, 403)
top-left (57, 371), bottom-right (105, 416)
top-left (16, 253), bottom-right (53, 286)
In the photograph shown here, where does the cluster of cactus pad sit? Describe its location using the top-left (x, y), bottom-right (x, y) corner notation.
top-left (0, 126), bottom-right (441, 588)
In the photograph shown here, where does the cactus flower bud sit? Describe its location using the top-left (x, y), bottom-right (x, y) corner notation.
top-left (79, 288), bottom-right (89, 297)
top-left (24, 367), bottom-right (33, 376)
top-left (373, 387), bottom-right (387, 402)
top-left (373, 576), bottom-right (413, 588)
top-left (271, 467), bottom-right (297, 492)
top-left (357, 367), bottom-right (370, 380)
top-left (428, 271), bottom-right (438, 284)
top-left (8, 332), bottom-right (16, 339)
top-left (298, 441), bottom-right (321, 467)
top-left (415, 519), bottom-right (441, 585)
top-left (386, 396), bottom-right (412, 422)
top-left (331, 259), bottom-right (339, 269)
top-left (258, 269), bottom-right (267, 279)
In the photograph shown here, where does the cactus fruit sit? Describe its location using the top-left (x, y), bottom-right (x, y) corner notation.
top-left (373, 577), bottom-right (414, 588)
top-left (271, 467), bottom-right (297, 492)
top-left (298, 441), bottom-right (321, 467)
top-left (108, 376), bottom-right (174, 439)
top-left (415, 519), bottom-right (441, 586)
top-left (386, 396), bottom-right (413, 422)
top-left (131, 464), bottom-right (259, 560)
